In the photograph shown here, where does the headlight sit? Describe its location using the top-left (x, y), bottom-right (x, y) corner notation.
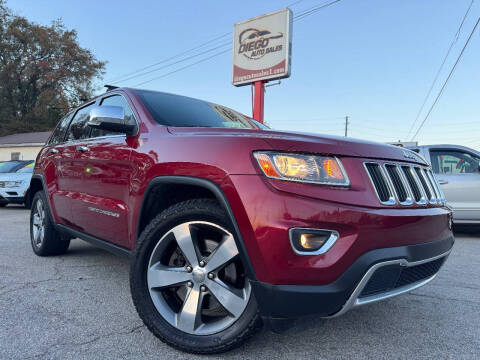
top-left (254, 152), bottom-right (350, 186)
top-left (4, 181), bottom-right (24, 188)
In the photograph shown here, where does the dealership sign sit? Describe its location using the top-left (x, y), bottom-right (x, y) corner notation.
top-left (232, 8), bottom-right (292, 86)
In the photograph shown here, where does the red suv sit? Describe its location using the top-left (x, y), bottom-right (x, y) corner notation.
top-left (29, 88), bottom-right (454, 354)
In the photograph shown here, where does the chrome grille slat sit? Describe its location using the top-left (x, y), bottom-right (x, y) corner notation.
top-left (365, 162), bottom-right (445, 206)
top-left (364, 163), bottom-right (395, 205)
top-left (384, 164), bottom-right (413, 205)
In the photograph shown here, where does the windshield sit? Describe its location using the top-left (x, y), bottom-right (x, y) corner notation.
top-left (0, 161), bottom-right (26, 173)
top-left (135, 90), bottom-right (262, 129)
top-left (16, 162), bottom-right (35, 173)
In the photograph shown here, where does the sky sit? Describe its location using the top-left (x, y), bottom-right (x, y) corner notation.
top-left (7, 0), bottom-right (480, 151)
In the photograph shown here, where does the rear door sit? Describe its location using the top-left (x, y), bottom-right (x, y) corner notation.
top-left (70, 94), bottom-right (137, 248)
top-left (40, 112), bottom-right (74, 224)
top-left (429, 148), bottom-right (480, 222)
top-left (61, 102), bottom-right (98, 229)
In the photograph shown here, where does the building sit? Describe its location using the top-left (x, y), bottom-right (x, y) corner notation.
top-left (0, 132), bottom-right (51, 161)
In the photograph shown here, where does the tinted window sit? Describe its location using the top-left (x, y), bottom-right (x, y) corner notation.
top-left (49, 112), bottom-right (73, 144)
top-left (91, 95), bottom-right (136, 138)
top-left (135, 90), bottom-right (261, 129)
top-left (16, 162), bottom-right (34, 173)
top-left (430, 150), bottom-right (480, 174)
top-left (66, 103), bottom-right (96, 141)
top-left (0, 161), bottom-right (27, 173)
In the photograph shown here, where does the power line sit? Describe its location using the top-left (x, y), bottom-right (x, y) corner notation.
top-left (293, 0), bottom-right (341, 21)
top-left (411, 16), bottom-right (480, 140)
top-left (133, 49), bottom-right (231, 87)
top-left (129, 0), bottom-right (343, 86)
top-left (112, 43), bottom-right (230, 84)
top-left (106, 32), bottom-right (230, 84)
top-left (119, 0), bottom-right (342, 86)
top-left (108, 0), bottom-right (312, 85)
top-left (406, 0), bottom-right (474, 139)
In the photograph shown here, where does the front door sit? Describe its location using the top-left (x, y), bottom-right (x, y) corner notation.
top-left (429, 149), bottom-right (480, 222)
top-left (72, 135), bottom-right (132, 247)
top-left (69, 94), bottom-right (138, 248)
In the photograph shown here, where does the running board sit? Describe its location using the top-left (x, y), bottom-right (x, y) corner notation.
top-left (56, 224), bottom-right (132, 259)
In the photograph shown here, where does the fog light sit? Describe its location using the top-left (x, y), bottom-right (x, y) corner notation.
top-left (290, 228), bottom-right (339, 255)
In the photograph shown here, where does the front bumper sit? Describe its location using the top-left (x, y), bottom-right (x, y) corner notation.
top-left (251, 236), bottom-right (454, 319)
top-left (0, 189), bottom-right (27, 204)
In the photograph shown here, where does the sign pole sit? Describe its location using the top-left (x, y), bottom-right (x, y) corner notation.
top-left (253, 81), bottom-right (265, 123)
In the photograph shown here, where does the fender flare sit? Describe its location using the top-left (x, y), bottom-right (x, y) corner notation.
top-left (137, 176), bottom-right (257, 281)
top-left (30, 174), bottom-right (55, 221)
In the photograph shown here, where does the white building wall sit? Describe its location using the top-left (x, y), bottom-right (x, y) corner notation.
top-left (0, 146), bottom-right (43, 161)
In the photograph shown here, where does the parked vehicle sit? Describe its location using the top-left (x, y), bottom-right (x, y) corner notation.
top-left (0, 160), bottom-right (34, 207)
top-left (29, 88), bottom-right (454, 354)
top-left (408, 144), bottom-right (480, 224)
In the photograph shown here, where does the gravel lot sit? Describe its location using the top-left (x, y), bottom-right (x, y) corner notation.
top-left (0, 205), bottom-right (479, 359)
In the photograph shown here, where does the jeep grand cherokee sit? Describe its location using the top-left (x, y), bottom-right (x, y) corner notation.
top-left (29, 88), bottom-right (454, 354)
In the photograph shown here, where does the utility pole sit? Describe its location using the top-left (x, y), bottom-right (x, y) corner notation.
top-left (344, 116), bottom-right (349, 137)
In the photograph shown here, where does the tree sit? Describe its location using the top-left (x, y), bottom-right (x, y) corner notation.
top-left (0, 0), bottom-right (106, 136)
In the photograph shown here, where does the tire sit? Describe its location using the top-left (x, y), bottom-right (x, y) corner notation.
top-left (0, 203), bottom-right (7, 208)
top-left (24, 191), bottom-right (31, 209)
top-left (30, 191), bottom-right (70, 256)
top-left (130, 199), bottom-right (262, 354)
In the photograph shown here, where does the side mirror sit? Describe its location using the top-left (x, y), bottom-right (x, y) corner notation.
top-left (88, 105), bottom-right (135, 136)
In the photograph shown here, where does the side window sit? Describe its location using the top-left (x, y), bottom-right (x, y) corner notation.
top-left (66, 103), bottom-right (96, 141)
top-left (90, 95), bottom-right (136, 138)
top-left (430, 150), bottom-right (480, 175)
top-left (49, 112), bottom-right (73, 144)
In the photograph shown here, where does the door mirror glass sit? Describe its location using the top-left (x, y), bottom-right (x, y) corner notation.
top-left (88, 105), bottom-right (135, 136)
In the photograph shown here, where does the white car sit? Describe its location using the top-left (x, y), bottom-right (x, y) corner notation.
top-left (0, 161), bottom-right (35, 207)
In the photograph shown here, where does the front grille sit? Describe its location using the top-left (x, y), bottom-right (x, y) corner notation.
top-left (401, 166), bottom-right (423, 202)
top-left (364, 163), bottom-right (394, 204)
top-left (359, 257), bottom-right (446, 298)
top-left (385, 165), bottom-right (408, 203)
top-left (365, 162), bottom-right (444, 206)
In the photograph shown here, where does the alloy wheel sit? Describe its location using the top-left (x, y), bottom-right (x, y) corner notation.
top-left (147, 221), bottom-right (251, 335)
top-left (32, 199), bottom-right (46, 248)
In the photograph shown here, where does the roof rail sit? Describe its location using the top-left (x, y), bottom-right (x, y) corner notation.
top-left (104, 84), bottom-right (119, 91)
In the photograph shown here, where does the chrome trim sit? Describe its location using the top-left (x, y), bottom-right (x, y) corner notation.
top-left (419, 168), bottom-right (438, 204)
top-left (427, 170), bottom-right (446, 204)
top-left (363, 162), bottom-right (396, 205)
top-left (406, 165), bottom-right (427, 205)
top-left (383, 163), bottom-right (414, 206)
top-left (326, 250), bottom-right (451, 318)
top-left (425, 170), bottom-right (440, 200)
top-left (289, 228), bottom-right (339, 256)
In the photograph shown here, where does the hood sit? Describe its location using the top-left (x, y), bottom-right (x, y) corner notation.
top-left (0, 173), bottom-right (33, 182)
top-left (167, 127), bottom-right (428, 165)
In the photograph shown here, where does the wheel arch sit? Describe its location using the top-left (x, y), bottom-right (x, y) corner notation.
top-left (28, 175), bottom-right (46, 207)
top-left (136, 176), bottom-right (257, 280)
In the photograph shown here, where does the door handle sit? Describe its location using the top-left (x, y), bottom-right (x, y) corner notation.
top-left (438, 180), bottom-right (448, 185)
top-left (48, 148), bottom-right (59, 154)
top-left (76, 146), bottom-right (90, 153)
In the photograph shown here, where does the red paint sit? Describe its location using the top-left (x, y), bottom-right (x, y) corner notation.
top-left (35, 88), bottom-right (452, 285)
top-left (253, 81), bottom-right (265, 123)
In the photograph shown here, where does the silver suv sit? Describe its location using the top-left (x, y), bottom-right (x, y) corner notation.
top-left (408, 144), bottom-right (480, 225)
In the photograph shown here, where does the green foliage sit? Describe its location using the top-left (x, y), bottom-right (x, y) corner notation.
top-left (0, 0), bottom-right (106, 136)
